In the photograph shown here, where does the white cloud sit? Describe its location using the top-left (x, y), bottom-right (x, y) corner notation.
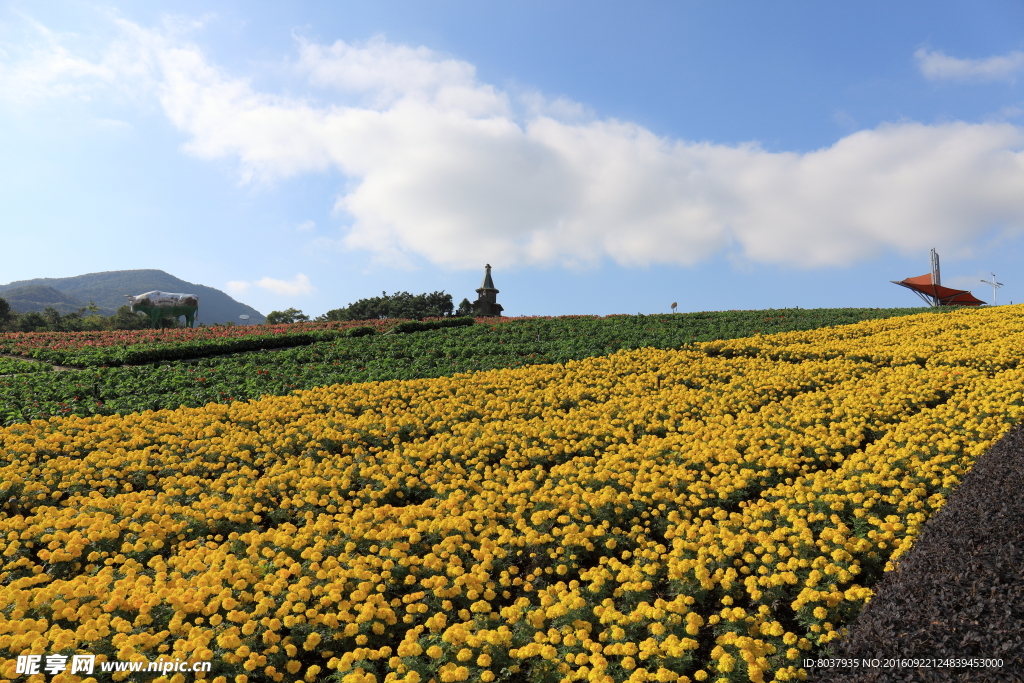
top-left (256, 273), bottom-right (315, 296)
top-left (296, 34), bottom-right (502, 115)
top-left (155, 35), bottom-right (1024, 269)
top-left (832, 109), bottom-right (857, 132)
top-left (225, 280), bottom-right (250, 296)
top-left (518, 90), bottom-right (594, 122)
top-left (995, 105), bottom-right (1024, 120)
top-left (915, 47), bottom-right (1024, 83)
top-left (228, 274), bottom-right (315, 296)
top-left (0, 13), bottom-right (161, 106)
top-left (297, 220), bottom-right (316, 231)
top-left (8, 14), bottom-right (1024, 271)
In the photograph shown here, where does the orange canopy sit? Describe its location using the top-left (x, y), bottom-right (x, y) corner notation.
top-left (892, 274), bottom-right (985, 306)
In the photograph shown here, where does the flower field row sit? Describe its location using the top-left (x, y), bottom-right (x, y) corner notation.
top-left (1, 306), bottom-right (1022, 682)
top-left (0, 320), bottom-right (396, 367)
top-left (0, 309), bottom-right (952, 426)
top-left (0, 308), bottom-right (946, 369)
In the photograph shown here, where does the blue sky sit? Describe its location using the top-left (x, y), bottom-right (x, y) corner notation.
top-left (2, 1), bottom-right (1024, 317)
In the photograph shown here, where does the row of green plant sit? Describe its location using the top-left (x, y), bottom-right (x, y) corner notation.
top-left (0, 321), bottom-right (394, 367)
top-left (0, 357), bottom-right (51, 376)
top-left (0, 307), bottom-right (953, 426)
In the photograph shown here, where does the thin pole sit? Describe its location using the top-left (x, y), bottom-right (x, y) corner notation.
top-left (980, 273), bottom-right (1004, 305)
top-left (930, 248), bottom-right (941, 306)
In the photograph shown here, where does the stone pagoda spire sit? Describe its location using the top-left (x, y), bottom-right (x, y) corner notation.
top-left (472, 264), bottom-right (504, 317)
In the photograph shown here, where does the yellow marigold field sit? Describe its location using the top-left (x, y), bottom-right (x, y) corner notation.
top-left (2, 307), bottom-right (1024, 683)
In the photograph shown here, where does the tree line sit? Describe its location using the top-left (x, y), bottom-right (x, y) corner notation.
top-left (0, 298), bottom-right (157, 333)
top-left (0, 289), bottom-right (476, 332)
top-left (0, 299), bottom-right (244, 333)
top-left (266, 291), bottom-right (474, 325)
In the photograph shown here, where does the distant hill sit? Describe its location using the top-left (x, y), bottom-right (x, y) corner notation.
top-left (0, 270), bottom-right (265, 324)
top-left (1, 285), bottom-right (90, 315)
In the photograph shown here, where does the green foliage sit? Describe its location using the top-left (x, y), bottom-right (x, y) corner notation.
top-left (0, 319), bottom-right (398, 367)
top-left (0, 358), bottom-right (51, 375)
top-left (0, 307), bottom-right (957, 425)
top-left (390, 317), bottom-right (476, 334)
top-left (347, 326), bottom-right (377, 338)
top-left (1, 328), bottom-right (354, 367)
top-left (13, 311), bottom-right (48, 332)
top-left (266, 308), bottom-right (311, 325)
top-left (319, 291), bottom-right (455, 321)
top-left (108, 305), bottom-right (153, 330)
top-left (0, 303), bottom-right (152, 333)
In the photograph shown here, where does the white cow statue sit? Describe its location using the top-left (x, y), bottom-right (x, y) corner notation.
top-left (125, 291), bottom-right (199, 328)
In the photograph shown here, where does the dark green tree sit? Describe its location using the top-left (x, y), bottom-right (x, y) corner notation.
top-left (456, 298), bottom-right (473, 317)
top-left (105, 305), bottom-right (152, 330)
top-left (318, 291), bottom-right (454, 321)
top-left (42, 307), bottom-right (63, 329)
top-left (0, 297), bottom-right (12, 329)
top-left (266, 308), bottom-right (311, 325)
top-left (17, 311), bottom-right (48, 332)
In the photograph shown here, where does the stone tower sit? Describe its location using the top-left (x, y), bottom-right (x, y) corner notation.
top-left (472, 264), bottom-right (504, 317)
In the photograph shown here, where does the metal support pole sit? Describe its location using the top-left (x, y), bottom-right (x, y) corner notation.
top-left (980, 274), bottom-right (1003, 305)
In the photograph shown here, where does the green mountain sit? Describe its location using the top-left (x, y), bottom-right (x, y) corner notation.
top-left (0, 270), bottom-right (265, 324)
top-left (0, 285), bottom-right (90, 315)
